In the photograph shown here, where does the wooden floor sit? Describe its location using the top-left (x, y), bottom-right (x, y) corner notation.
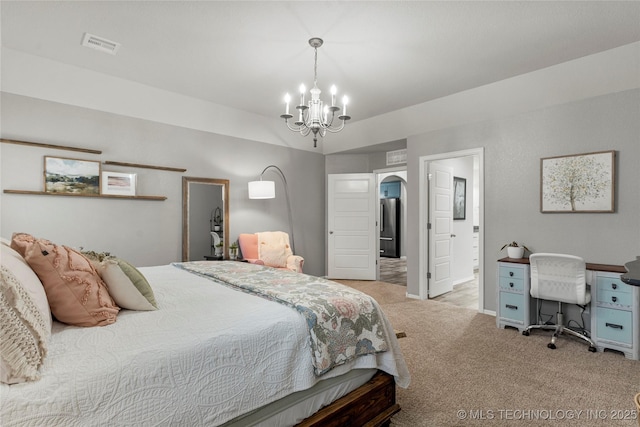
top-left (379, 257), bottom-right (478, 310)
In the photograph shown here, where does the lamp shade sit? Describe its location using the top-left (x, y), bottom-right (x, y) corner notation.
top-left (248, 180), bottom-right (275, 199)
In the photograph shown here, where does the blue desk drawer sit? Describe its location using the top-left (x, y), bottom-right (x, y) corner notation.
top-left (595, 307), bottom-right (632, 345)
top-left (499, 266), bottom-right (524, 281)
top-left (597, 290), bottom-right (633, 308)
top-left (499, 275), bottom-right (524, 292)
top-left (499, 292), bottom-right (524, 323)
top-left (597, 276), bottom-right (631, 294)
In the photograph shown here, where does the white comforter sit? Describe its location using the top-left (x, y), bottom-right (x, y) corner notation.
top-left (0, 265), bottom-right (409, 426)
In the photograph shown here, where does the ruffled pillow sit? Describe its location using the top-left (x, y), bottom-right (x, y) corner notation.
top-left (11, 233), bottom-right (119, 327)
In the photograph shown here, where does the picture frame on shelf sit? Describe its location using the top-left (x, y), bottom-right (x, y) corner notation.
top-left (541, 150), bottom-right (615, 213)
top-left (453, 176), bottom-right (466, 220)
top-left (44, 156), bottom-right (101, 195)
top-left (101, 171), bottom-right (137, 196)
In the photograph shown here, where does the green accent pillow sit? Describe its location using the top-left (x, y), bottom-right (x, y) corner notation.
top-left (116, 258), bottom-right (158, 309)
top-left (82, 251), bottom-right (157, 311)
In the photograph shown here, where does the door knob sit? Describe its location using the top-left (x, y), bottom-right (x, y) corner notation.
top-left (450, 234), bottom-right (456, 237)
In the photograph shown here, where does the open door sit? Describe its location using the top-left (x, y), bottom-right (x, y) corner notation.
top-left (327, 173), bottom-right (377, 280)
top-left (428, 163), bottom-right (453, 298)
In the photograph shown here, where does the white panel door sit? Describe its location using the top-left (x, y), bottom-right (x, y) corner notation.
top-left (327, 174), bottom-right (377, 280)
top-left (428, 163), bottom-right (453, 298)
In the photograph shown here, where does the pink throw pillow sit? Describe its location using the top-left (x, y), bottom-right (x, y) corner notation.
top-left (11, 233), bottom-right (119, 327)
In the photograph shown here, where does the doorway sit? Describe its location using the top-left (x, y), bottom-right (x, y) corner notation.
top-left (376, 167), bottom-right (407, 286)
top-left (418, 148), bottom-right (484, 312)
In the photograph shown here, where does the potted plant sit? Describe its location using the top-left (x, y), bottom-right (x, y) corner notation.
top-left (214, 241), bottom-right (224, 257)
top-left (213, 207), bottom-right (223, 232)
top-left (500, 241), bottom-right (529, 259)
top-left (229, 242), bottom-right (239, 260)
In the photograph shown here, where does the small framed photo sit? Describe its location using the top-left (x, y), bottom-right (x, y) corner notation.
top-left (453, 176), bottom-right (466, 220)
top-left (541, 150), bottom-right (615, 213)
top-left (45, 156), bottom-right (101, 195)
top-left (101, 171), bottom-right (137, 196)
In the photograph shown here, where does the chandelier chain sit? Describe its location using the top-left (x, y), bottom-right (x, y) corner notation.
top-left (313, 46), bottom-right (318, 87)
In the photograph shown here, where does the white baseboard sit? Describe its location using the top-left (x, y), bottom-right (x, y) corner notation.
top-left (452, 275), bottom-right (476, 286)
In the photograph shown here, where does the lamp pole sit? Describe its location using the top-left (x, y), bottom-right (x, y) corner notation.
top-left (259, 165), bottom-right (296, 254)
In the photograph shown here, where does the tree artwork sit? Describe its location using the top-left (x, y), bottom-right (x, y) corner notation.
top-left (541, 151), bottom-right (614, 213)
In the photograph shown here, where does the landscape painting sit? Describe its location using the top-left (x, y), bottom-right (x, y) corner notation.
top-left (102, 171), bottom-right (136, 196)
top-left (44, 156), bottom-right (101, 195)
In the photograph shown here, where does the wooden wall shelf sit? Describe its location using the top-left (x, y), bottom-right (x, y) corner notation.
top-left (1, 138), bottom-right (102, 154)
top-left (104, 161), bottom-right (186, 173)
top-left (3, 190), bottom-right (166, 201)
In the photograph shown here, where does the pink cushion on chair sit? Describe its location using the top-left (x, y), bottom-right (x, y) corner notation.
top-left (238, 234), bottom-right (259, 261)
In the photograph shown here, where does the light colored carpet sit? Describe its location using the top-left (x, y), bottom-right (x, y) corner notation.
top-left (336, 280), bottom-right (640, 426)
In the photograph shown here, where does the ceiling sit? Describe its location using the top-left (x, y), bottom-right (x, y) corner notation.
top-left (2, 1), bottom-right (640, 130)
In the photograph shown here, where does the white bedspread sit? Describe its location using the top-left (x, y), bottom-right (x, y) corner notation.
top-left (0, 264), bottom-right (409, 426)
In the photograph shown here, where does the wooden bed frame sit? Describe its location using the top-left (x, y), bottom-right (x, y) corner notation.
top-left (297, 371), bottom-right (400, 427)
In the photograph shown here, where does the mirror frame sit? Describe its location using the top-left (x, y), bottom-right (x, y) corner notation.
top-left (182, 176), bottom-right (230, 262)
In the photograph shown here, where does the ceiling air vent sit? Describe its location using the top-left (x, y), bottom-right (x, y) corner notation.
top-left (81, 33), bottom-right (121, 55)
top-left (386, 149), bottom-right (407, 166)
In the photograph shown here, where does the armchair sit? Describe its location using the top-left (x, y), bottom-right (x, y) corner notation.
top-left (238, 232), bottom-right (304, 273)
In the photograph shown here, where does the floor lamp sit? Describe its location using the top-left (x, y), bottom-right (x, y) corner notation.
top-left (248, 165), bottom-right (296, 253)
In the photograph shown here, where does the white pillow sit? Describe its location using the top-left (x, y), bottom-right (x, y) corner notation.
top-left (0, 244), bottom-right (51, 384)
top-left (94, 258), bottom-right (157, 311)
top-left (81, 251), bottom-right (157, 311)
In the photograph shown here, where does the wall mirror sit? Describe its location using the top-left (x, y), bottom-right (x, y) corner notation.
top-left (182, 176), bottom-right (229, 262)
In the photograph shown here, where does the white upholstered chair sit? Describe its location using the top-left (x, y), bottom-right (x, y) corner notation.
top-left (522, 253), bottom-right (597, 352)
top-left (237, 232), bottom-right (304, 273)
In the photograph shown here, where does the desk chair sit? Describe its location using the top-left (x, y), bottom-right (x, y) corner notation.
top-left (522, 253), bottom-right (597, 352)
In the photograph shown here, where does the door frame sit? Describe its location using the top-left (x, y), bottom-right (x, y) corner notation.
top-left (374, 166), bottom-right (408, 281)
top-left (418, 148), bottom-right (484, 312)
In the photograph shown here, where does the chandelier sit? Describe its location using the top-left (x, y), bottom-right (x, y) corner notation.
top-left (280, 37), bottom-right (350, 148)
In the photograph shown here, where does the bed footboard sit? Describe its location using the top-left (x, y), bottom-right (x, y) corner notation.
top-left (297, 371), bottom-right (400, 427)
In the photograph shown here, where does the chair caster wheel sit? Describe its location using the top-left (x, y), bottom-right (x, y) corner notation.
top-left (588, 346), bottom-right (597, 353)
top-left (547, 343), bottom-right (556, 349)
top-left (522, 331), bottom-right (530, 336)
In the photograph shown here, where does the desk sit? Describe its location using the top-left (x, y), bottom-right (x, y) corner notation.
top-left (496, 257), bottom-right (639, 360)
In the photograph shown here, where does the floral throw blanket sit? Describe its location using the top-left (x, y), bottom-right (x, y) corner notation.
top-left (172, 261), bottom-right (389, 376)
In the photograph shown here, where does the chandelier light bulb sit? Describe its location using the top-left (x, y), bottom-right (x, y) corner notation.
top-left (284, 93), bottom-right (291, 115)
top-left (299, 84), bottom-right (306, 105)
top-left (330, 85), bottom-right (337, 106)
top-left (342, 95), bottom-right (349, 116)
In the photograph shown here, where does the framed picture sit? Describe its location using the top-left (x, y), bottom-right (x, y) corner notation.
top-left (101, 171), bottom-right (137, 196)
top-left (44, 156), bottom-right (101, 195)
top-left (541, 150), bottom-right (615, 213)
top-left (453, 176), bottom-right (466, 220)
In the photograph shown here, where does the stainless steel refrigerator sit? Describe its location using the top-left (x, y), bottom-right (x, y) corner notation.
top-left (380, 198), bottom-right (400, 258)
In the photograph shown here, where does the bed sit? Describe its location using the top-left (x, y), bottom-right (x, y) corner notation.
top-left (0, 236), bottom-right (410, 426)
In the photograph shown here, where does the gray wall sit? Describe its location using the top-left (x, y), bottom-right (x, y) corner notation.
top-left (0, 93), bottom-right (326, 276)
top-left (406, 89), bottom-right (640, 311)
